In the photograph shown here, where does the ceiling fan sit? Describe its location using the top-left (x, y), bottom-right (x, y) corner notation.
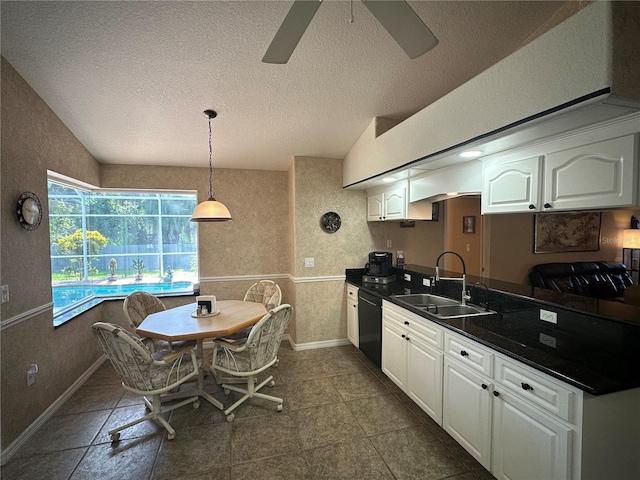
top-left (262, 0), bottom-right (439, 64)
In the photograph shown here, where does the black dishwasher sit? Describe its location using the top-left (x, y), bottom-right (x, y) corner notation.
top-left (358, 290), bottom-right (382, 367)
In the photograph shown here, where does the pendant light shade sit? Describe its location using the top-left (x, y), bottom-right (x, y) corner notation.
top-left (190, 109), bottom-right (232, 222)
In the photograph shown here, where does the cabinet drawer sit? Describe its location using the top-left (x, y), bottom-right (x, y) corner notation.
top-left (444, 333), bottom-right (493, 376)
top-left (346, 284), bottom-right (359, 298)
top-left (384, 302), bottom-right (443, 349)
top-left (495, 356), bottom-right (576, 423)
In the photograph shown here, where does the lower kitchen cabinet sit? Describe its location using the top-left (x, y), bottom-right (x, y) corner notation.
top-left (442, 356), bottom-right (493, 469)
top-left (492, 388), bottom-right (571, 480)
top-left (377, 299), bottom-right (640, 480)
top-left (382, 301), bottom-right (444, 424)
top-left (346, 284), bottom-right (359, 347)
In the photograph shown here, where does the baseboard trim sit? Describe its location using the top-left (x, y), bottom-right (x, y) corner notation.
top-left (0, 355), bottom-right (106, 466)
top-left (286, 336), bottom-right (352, 351)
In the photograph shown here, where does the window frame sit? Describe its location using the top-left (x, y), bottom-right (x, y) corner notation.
top-left (48, 173), bottom-right (198, 326)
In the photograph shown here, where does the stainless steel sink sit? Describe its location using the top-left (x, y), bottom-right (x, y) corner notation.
top-left (391, 294), bottom-right (459, 308)
top-left (430, 304), bottom-right (496, 319)
top-left (392, 294), bottom-right (496, 319)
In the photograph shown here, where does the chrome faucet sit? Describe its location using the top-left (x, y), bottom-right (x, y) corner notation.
top-left (435, 251), bottom-right (467, 305)
top-left (466, 282), bottom-right (490, 311)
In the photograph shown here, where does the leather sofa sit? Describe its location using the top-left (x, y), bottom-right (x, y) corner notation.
top-left (529, 261), bottom-right (633, 300)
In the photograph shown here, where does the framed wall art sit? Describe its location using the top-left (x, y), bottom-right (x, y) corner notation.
top-left (463, 216), bottom-right (476, 234)
top-left (534, 211), bottom-right (601, 253)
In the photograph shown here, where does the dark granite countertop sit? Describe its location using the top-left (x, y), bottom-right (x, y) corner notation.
top-left (346, 268), bottom-right (640, 396)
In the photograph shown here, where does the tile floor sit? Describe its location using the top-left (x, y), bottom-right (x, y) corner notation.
top-left (2, 343), bottom-right (494, 480)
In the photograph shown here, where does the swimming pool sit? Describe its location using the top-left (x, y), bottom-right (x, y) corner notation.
top-left (53, 281), bottom-right (193, 313)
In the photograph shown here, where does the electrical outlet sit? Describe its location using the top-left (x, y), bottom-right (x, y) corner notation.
top-left (423, 278), bottom-right (431, 287)
top-left (386, 240), bottom-right (392, 248)
top-left (466, 244), bottom-right (471, 252)
top-left (539, 333), bottom-right (557, 348)
top-left (27, 364), bottom-right (38, 386)
top-left (304, 258), bottom-right (314, 268)
top-left (1, 285), bottom-right (8, 304)
top-left (404, 273), bottom-right (411, 281)
top-left (539, 309), bottom-right (558, 324)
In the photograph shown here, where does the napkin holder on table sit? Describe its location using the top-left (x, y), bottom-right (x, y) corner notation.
top-left (196, 295), bottom-right (216, 314)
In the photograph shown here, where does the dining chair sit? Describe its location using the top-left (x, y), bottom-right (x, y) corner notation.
top-left (220, 279), bottom-right (284, 347)
top-left (243, 280), bottom-right (282, 310)
top-left (211, 304), bottom-right (292, 422)
top-left (92, 322), bottom-right (201, 441)
top-left (123, 291), bottom-right (175, 351)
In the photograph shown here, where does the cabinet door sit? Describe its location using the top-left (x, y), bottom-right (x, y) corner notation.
top-left (492, 389), bottom-right (572, 480)
top-left (347, 298), bottom-right (359, 347)
top-left (482, 156), bottom-right (542, 214)
top-left (443, 357), bottom-right (492, 469)
top-left (381, 319), bottom-right (407, 390)
top-left (383, 188), bottom-right (407, 220)
top-left (407, 334), bottom-right (443, 425)
top-left (367, 193), bottom-right (384, 221)
top-left (544, 134), bottom-right (637, 211)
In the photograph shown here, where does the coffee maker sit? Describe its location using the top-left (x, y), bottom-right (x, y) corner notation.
top-left (363, 252), bottom-right (396, 284)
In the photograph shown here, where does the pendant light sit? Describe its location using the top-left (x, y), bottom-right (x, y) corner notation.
top-left (190, 110), bottom-right (232, 222)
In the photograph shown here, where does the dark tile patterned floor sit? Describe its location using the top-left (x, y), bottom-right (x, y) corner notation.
top-left (1, 343), bottom-right (494, 480)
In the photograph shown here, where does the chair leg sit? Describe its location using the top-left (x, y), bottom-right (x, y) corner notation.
top-left (108, 393), bottom-right (199, 442)
top-left (221, 374), bottom-right (283, 418)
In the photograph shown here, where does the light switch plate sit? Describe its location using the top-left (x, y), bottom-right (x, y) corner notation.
top-left (1, 285), bottom-right (8, 304)
top-left (304, 258), bottom-right (314, 268)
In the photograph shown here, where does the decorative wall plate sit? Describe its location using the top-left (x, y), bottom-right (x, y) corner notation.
top-left (320, 211), bottom-right (341, 233)
top-left (17, 191), bottom-right (42, 230)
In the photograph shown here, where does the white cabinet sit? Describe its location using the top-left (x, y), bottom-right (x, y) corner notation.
top-left (544, 135), bottom-right (636, 211)
top-left (346, 284), bottom-right (359, 347)
top-left (382, 305), bottom-right (640, 480)
top-left (482, 156), bottom-right (542, 214)
top-left (382, 301), bottom-right (443, 423)
top-left (482, 131), bottom-right (638, 214)
top-left (367, 187), bottom-right (406, 221)
top-left (366, 182), bottom-right (433, 221)
top-left (492, 388), bottom-right (572, 480)
top-left (442, 356), bottom-right (493, 469)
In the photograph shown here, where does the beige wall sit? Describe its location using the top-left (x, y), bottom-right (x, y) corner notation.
top-left (445, 197), bottom-right (482, 276)
top-left (485, 208), bottom-right (640, 284)
top-left (290, 157), bottom-right (381, 344)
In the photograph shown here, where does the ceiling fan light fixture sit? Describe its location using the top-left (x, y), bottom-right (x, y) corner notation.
top-left (190, 110), bottom-right (232, 222)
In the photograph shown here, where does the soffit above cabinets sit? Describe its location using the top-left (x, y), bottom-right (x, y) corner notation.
top-left (344, 1), bottom-right (640, 190)
top-left (350, 101), bottom-right (638, 191)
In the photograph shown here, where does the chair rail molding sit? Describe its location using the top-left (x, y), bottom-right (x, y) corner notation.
top-left (1, 302), bottom-right (53, 331)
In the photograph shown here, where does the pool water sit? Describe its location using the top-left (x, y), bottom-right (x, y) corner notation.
top-left (53, 281), bottom-right (193, 312)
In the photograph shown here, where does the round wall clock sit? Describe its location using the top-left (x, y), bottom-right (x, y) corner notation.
top-left (320, 211), bottom-right (341, 233)
top-left (17, 191), bottom-right (42, 231)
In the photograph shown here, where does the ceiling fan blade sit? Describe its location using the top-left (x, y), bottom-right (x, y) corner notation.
top-left (262, 0), bottom-right (323, 64)
top-left (363, 0), bottom-right (438, 59)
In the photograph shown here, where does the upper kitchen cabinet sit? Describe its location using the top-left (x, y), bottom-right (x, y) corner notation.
top-left (367, 182), bottom-right (433, 222)
top-left (367, 188), bottom-right (406, 221)
top-left (482, 115), bottom-right (640, 214)
top-left (482, 156), bottom-right (541, 213)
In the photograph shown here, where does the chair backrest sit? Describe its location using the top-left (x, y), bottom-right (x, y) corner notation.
top-left (245, 304), bottom-right (291, 371)
top-left (92, 322), bottom-right (156, 392)
top-left (243, 280), bottom-right (282, 310)
top-left (123, 291), bottom-right (166, 329)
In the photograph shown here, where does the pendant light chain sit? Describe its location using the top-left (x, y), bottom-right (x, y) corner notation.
top-left (208, 116), bottom-right (214, 200)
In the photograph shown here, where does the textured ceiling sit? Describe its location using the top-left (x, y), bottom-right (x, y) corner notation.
top-left (1, 1), bottom-right (566, 171)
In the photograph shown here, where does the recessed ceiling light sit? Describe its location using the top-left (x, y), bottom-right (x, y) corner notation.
top-left (459, 150), bottom-right (483, 158)
top-left (382, 177), bottom-right (396, 183)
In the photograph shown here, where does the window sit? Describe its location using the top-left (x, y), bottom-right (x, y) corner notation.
top-left (48, 179), bottom-right (198, 326)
